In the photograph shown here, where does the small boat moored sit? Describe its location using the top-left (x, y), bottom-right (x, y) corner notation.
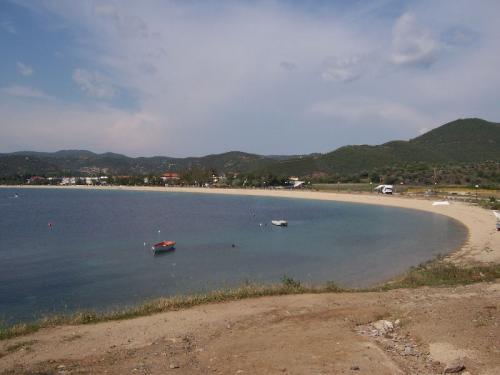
top-left (152, 240), bottom-right (176, 254)
top-left (271, 220), bottom-right (288, 227)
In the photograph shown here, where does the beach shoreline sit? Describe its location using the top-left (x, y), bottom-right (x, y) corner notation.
top-left (3, 184), bottom-right (499, 264)
top-left (1, 184), bottom-right (499, 374)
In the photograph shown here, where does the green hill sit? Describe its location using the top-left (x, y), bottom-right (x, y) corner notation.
top-left (256, 118), bottom-right (500, 176)
top-left (0, 118), bottom-right (499, 180)
top-left (410, 118), bottom-right (500, 162)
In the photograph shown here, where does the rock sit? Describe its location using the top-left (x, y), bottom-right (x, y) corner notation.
top-left (443, 360), bottom-right (465, 373)
top-left (350, 365), bottom-right (360, 370)
top-left (404, 346), bottom-right (413, 355)
top-left (394, 319), bottom-right (401, 327)
top-left (169, 364), bottom-right (180, 369)
top-left (373, 320), bottom-right (394, 334)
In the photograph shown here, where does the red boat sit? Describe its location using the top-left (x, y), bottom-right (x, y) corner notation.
top-left (152, 240), bottom-right (176, 254)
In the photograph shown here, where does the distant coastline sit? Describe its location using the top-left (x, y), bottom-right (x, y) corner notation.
top-left (2, 184), bottom-right (498, 264)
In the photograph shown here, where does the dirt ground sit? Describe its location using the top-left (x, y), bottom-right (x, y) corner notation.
top-left (1, 281), bottom-right (499, 375)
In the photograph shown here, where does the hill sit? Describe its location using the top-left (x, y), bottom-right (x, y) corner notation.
top-left (0, 118), bottom-right (499, 180)
top-left (0, 150), bottom-right (280, 177)
top-left (255, 118), bottom-right (500, 176)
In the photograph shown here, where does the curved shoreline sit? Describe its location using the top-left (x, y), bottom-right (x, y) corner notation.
top-left (3, 184), bottom-right (498, 264)
top-left (1, 185), bottom-right (500, 374)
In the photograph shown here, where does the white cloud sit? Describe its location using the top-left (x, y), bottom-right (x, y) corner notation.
top-left (391, 13), bottom-right (440, 66)
top-left (0, 100), bottom-right (167, 155)
top-left (72, 68), bottom-right (117, 99)
top-left (16, 62), bottom-right (34, 76)
top-left (308, 96), bottom-right (434, 136)
top-left (321, 56), bottom-right (363, 83)
top-left (2, 1), bottom-right (500, 155)
top-left (280, 61), bottom-right (297, 71)
top-left (0, 85), bottom-right (53, 100)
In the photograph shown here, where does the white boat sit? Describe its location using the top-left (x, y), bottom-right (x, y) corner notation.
top-left (271, 220), bottom-right (288, 227)
top-left (494, 211), bottom-right (500, 231)
top-left (493, 211), bottom-right (500, 220)
top-left (432, 200), bottom-right (450, 206)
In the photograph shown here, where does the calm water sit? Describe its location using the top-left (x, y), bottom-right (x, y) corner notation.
top-left (0, 188), bottom-right (466, 323)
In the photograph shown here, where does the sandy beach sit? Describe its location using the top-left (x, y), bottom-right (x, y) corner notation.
top-left (1, 185), bottom-right (499, 374)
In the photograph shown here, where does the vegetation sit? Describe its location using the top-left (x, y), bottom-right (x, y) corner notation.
top-left (374, 261), bottom-right (500, 291)
top-left (1, 118), bottom-right (499, 187)
top-left (479, 196), bottom-right (500, 210)
top-left (281, 274), bottom-right (303, 290)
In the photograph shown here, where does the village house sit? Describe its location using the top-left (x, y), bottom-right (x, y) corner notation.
top-left (161, 172), bottom-right (180, 184)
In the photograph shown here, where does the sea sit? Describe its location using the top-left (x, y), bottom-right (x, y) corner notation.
top-left (0, 188), bottom-right (467, 324)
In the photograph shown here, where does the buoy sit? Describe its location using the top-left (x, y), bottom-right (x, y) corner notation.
top-left (231, 243), bottom-right (236, 248)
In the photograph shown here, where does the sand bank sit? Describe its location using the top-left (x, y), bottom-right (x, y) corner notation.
top-left (3, 185), bottom-right (499, 263)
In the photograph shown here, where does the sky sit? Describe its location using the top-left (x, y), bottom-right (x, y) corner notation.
top-left (1, 0), bottom-right (499, 157)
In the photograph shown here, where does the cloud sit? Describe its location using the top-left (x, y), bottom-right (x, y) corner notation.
top-left (0, 20), bottom-right (16, 34)
top-left (16, 62), bottom-right (34, 76)
top-left (2, 1), bottom-right (500, 156)
top-left (442, 26), bottom-right (477, 46)
top-left (391, 13), bottom-right (440, 67)
top-left (308, 96), bottom-right (433, 132)
top-left (0, 100), bottom-right (167, 155)
top-left (72, 68), bottom-right (117, 99)
top-left (0, 85), bottom-right (53, 100)
top-left (280, 61), bottom-right (297, 71)
top-left (321, 56), bottom-right (363, 83)
top-left (93, 3), bottom-right (149, 39)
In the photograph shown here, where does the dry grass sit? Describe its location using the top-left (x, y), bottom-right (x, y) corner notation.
top-left (373, 261), bottom-right (500, 291)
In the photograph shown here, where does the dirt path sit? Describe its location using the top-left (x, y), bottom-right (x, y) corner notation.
top-left (2, 281), bottom-right (499, 375)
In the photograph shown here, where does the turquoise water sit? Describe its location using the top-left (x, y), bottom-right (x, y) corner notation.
top-left (0, 188), bottom-right (466, 323)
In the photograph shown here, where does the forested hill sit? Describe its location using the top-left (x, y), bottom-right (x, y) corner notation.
top-left (256, 118), bottom-right (500, 176)
top-left (0, 118), bottom-right (499, 178)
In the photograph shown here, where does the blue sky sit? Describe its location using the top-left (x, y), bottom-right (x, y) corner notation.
top-left (1, 0), bottom-right (499, 157)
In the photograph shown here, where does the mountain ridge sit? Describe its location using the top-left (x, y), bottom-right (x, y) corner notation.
top-left (1, 118), bottom-right (499, 178)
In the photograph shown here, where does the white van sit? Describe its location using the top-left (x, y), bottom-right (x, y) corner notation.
top-left (374, 184), bottom-right (394, 194)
